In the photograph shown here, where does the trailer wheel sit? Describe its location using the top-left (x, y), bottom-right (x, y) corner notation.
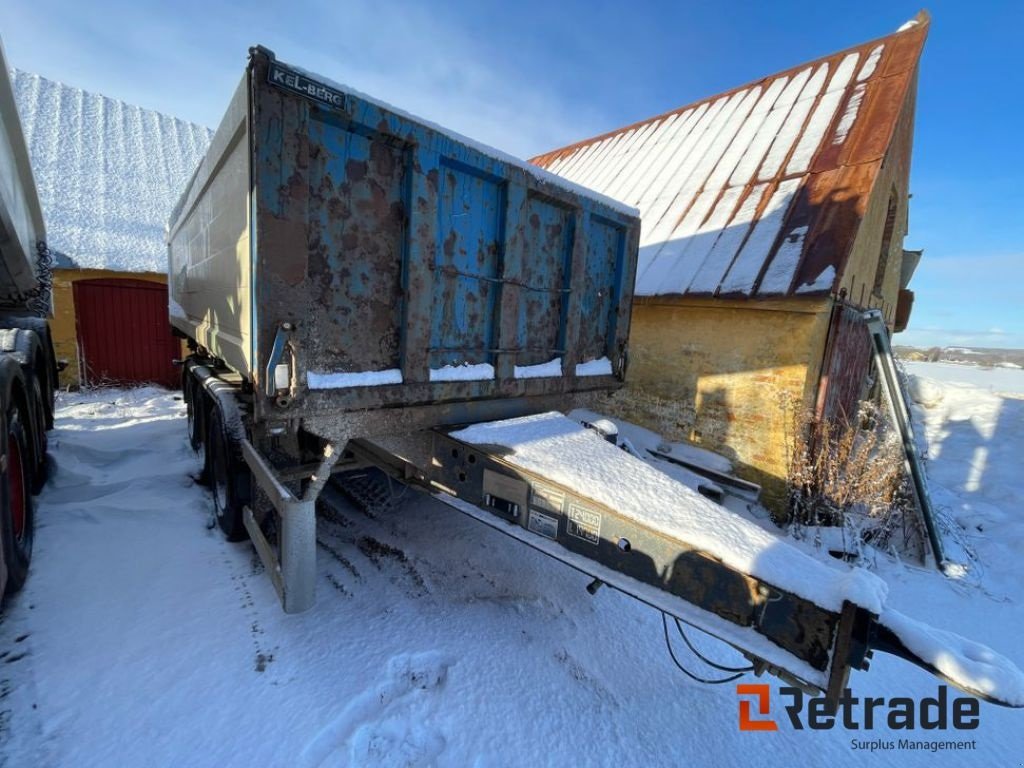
top-left (184, 370), bottom-right (204, 452)
top-left (1, 405), bottom-right (34, 594)
top-left (26, 374), bottom-right (47, 494)
top-left (207, 405), bottom-right (249, 542)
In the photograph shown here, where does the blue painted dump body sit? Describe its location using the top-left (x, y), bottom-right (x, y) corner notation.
top-left (244, 49), bottom-right (638, 423)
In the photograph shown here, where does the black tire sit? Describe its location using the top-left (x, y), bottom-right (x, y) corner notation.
top-left (39, 331), bottom-right (57, 431)
top-left (26, 374), bottom-right (48, 494)
top-left (31, 334), bottom-right (56, 432)
top-left (207, 405), bottom-right (250, 542)
top-left (2, 406), bottom-right (34, 595)
top-left (184, 370), bottom-right (204, 452)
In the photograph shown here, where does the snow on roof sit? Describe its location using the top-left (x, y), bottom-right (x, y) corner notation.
top-left (531, 14), bottom-right (929, 299)
top-left (11, 70), bottom-right (213, 273)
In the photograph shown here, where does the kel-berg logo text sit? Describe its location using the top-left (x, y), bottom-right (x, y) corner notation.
top-left (268, 63), bottom-right (346, 110)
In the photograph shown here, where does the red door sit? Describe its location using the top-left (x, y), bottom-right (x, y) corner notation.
top-left (815, 302), bottom-right (875, 424)
top-left (73, 278), bottom-right (180, 389)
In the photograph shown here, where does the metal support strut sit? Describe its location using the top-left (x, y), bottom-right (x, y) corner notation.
top-left (241, 439), bottom-right (343, 613)
top-left (863, 309), bottom-right (949, 572)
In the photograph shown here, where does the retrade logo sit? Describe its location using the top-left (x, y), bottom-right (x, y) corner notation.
top-left (737, 684), bottom-right (778, 731)
top-left (736, 684), bottom-right (981, 732)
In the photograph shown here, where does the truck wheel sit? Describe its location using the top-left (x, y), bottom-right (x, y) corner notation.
top-left (38, 329), bottom-right (57, 431)
top-left (185, 371), bottom-right (204, 452)
top-left (27, 374), bottom-right (48, 494)
top-left (1, 406), bottom-right (34, 594)
top-left (207, 405), bottom-right (249, 541)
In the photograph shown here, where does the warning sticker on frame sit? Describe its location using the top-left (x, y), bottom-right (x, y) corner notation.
top-left (567, 504), bottom-right (602, 545)
top-left (528, 510), bottom-right (559, 540)
top-left (531, 484), bottom-right (566, 515)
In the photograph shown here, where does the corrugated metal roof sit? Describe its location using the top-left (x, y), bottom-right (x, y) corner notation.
top-left (11, 70), bottom-right (213, 273)
top-left (531, 14), bottom-right (929, 299)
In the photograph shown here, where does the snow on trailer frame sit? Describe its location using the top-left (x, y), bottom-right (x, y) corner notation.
top-left (351, 414), bottom-right (1024, 708)
top-left (169, 46), bottom-right (639, 614)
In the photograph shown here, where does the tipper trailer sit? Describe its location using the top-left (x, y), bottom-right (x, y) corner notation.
top-left (171, 47), bottom-right (1024, 708)
top-left (0, 35), bottom-right (60, 599)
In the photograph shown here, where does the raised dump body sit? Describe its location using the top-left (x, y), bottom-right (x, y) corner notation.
top-left (0, 34), bottom-right (59, 600)
top-left (168, 47), bottom-right (639, 430)
top-left (0, 37), bottom-right (45, 304)
top-left (174, 46), bottom-right (640, 615)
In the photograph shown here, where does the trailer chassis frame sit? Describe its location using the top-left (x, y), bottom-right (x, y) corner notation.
top-left (236, 391), bottom-right (605, 614)
top-left (220, 399), bottom-right (1021, 708)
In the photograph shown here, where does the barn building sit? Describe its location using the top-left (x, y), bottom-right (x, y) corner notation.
top-left (11, 70), bottom-right (211, 388)
top-left (532, 15), bottom-right (928, 508)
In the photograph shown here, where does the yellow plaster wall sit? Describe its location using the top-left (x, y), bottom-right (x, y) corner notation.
top-left (619, 297), bottom-right (833, 509)
top-left (50, 268), bottom-right (170, 388)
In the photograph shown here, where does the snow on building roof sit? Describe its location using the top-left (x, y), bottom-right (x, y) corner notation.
top-left (11, 70), bottom-right (213, 273)
top-left (531, 13), bottom-right (929, 299)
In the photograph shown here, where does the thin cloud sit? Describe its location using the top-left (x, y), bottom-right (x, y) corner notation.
top-left (2, 0), bottom-right (613, 159)
top-left (898, 327), bottom-right (1024, 350)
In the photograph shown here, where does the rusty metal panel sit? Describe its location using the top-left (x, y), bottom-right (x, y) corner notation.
top-left (841, 74), bottom-right (911, 168)
top-left (893, 288), bottom-right (914, 333)
top-left (510, 193), bottom-right (574, 368)
top-left (753, 180), bottom-right (817, 296)
top-left (792, 163), bottom-right (874, 292)
top-left (306, 113), bottom-right (408, 375)
top-left (432, 160), bottom-right (504, 368)
top-left (167, 48), bottom-right (639, 426)
top-left (816, 302), bottom-right (874, 424)
top-left (880, 21), bottom-right (930, 79)
top-left (580, 215), bottom-right (629, 361)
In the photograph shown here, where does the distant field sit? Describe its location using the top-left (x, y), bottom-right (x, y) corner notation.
top-left (903, 360), bottom-right (1024, 395)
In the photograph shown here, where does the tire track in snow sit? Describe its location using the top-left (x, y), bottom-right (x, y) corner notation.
top-left (317, 485), bottom-right (432, 601)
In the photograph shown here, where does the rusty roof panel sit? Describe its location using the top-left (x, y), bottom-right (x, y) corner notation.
top-left (530, 13), bottom-right (929, 299)
top-left (843, 63), bottom-right (914, 168)
top-left (791, 163), bottom-right (876, 295)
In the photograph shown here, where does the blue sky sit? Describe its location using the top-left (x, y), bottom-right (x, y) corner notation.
top-left (3, 0), bottom-right (1021, 348)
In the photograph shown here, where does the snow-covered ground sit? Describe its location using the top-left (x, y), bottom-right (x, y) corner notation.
top-left (1, 378), bottom-right (1022, 767)
top-left (904, 360), bottom-right (1024, 395)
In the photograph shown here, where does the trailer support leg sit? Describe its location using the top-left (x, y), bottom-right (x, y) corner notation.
top-left (241, 439), bottom-right (344, 613)
top-left (278, 497), bottom-right (318, 613)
